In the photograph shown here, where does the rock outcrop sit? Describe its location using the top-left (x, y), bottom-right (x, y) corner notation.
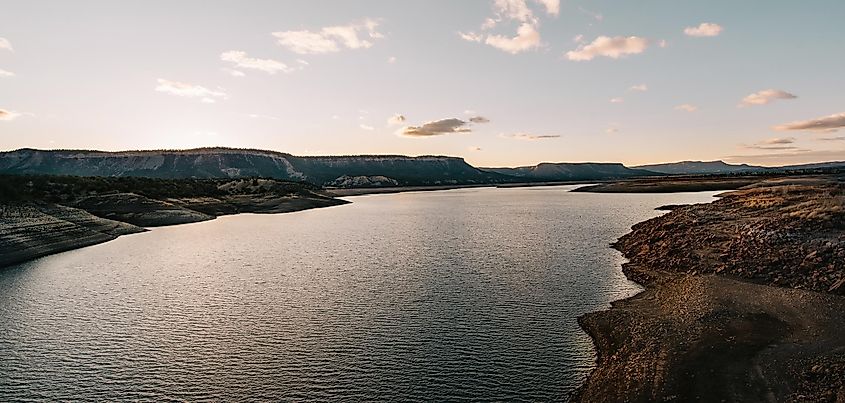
top-left (575, 176), bottom-right (845, 402)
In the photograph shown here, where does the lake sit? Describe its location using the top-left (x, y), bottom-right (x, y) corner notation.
top-left (0, 186), bottom-right (717, 401)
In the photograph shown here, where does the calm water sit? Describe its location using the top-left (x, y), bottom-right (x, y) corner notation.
top-left (0, 186), bottom-right (716, 401)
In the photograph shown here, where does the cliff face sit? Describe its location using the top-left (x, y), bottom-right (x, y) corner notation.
top-left (0, 148), bottom-right (506, 187)
top-left (484, 162), bottom-right (655, 181)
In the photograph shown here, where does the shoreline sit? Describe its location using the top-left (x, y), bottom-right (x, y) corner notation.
top-left (0, 196), bottom-right (348, 269)
top-left (573, 176), bottom-right (845, 401)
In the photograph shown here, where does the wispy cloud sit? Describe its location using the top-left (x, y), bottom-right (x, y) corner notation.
top-left (459, 31), bottom-right (484, 43)
top-left (459, 0), bottom-right (558, 54)
top-left (360, 124), bottom-right (375, 131)
top-left (610, 97), bottom-right (624, 104)
top-left (502, 133), bottom-right (561, 140)
top-left (468, 116), bottom-right (491, 123)
top-left (247, 113), bottom-right (280, 120)
top-left (223, 68), bottom-right (246, 77)
top-left (565, 36), bottom-right (649, 61)
top-left (773, 112), bottom-right (845, 132)
top-left (0, 38), bottom-right (12, 51)
top-left (743, 137), bottom-right (799, 150)
top-left (387, 56), bottom-right (397, 64)
top-left (739, 89), bottom-right (797, 107)
top-left (484, 23), bottom-right (542, 54)
top-left (220, 51), bottom-right (295, 74)
top-left (684, 23), bottom-right (723, 37)
top-left (273, 19), bottom-right (383, 54)
top-left (629, 84), bottom-right (648, 92)
top-left (0, 109), bottom-right (21, 121)
top-left (675, 104), bottom-right (698, 112)
top-left (0, 68), bottom-right (14, 78)
top-left (155, 79), bottom-right (227, 102)
top-left (724, 149), bottom-right (845, 165)
top-left (577, 6), bottom-right (603, 22)
top-left (400, 118), bottom-right (472, 137)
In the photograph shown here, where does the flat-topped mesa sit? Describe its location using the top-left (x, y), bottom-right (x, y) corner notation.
top-left (0, 148), bottom-right (507, 187)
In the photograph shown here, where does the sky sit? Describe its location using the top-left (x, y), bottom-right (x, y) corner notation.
top-left (1, 0), bottom-right (844, 167)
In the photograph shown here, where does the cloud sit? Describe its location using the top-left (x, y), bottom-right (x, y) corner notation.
top-left (565, 36), bottom-right (649, 61)
top-left (387, 56), bottom-right (397, 64)
top-left (739, 89), bottom-right (797, 107)
top-left (360, 124), bottom-right (375, 131)
top-left (675, 104), bottom-right (698, 112)
top-left (817, 136), bottom-right (845, 141)
top-left (0, 38), bottom-right (12, 51)
top-left (273, 19), bottom-right (383, 54)
top-left (485, 23), bottom-right (542, 54)
top-left (0, 68), bottom-right (14, 78)
top-left (605, 127), bottom-right (619, 134)
top-left (387, 114), bottom-right (406, 125)
top-left (155, 79), bottom-right (227, 101)
top-left (610, 97), bottom-right (624, 104)
top-left (629, 84), bottom-right (648, 92)
top-left (468, 146), bottom-right (483, 151)
top-left (400, 118), bottom-right (472, 137)
top-left (773, 112), bottom-right (845, 132)
top-left (684, 23), bottom-right (723, 37)
top-left (460, 0), bottom-right (557, 54)
top-left (0, 109), bottom-right (21, 121)
top-left (468, 116), bottom-right (491, 123)
top-left (502, 133), bottom-right (561, 140)
top-left (220, 51), bottom-right (294, 74)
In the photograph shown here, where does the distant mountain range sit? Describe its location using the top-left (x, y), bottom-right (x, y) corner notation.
top-left (634, 161), bottom-right (763, 175)
top-left (2, 149), bottom-right (843, 188)
top-left (634, 160), bottom-right (845, 175)
top-left (483, 163), bottom-right (656, 181)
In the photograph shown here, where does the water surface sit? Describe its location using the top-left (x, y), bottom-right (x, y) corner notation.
top-left (0, 186), bottom-right (716, 401)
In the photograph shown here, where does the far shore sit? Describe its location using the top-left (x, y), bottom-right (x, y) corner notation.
top-left (327, 180), bottom-right (600, 197)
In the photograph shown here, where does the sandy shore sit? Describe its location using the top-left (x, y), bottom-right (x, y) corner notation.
top-left (574, 176), bottom-right (845, 401)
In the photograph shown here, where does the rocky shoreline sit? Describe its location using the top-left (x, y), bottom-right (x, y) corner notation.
top-left (574, 176), bottom-right (845, 402)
